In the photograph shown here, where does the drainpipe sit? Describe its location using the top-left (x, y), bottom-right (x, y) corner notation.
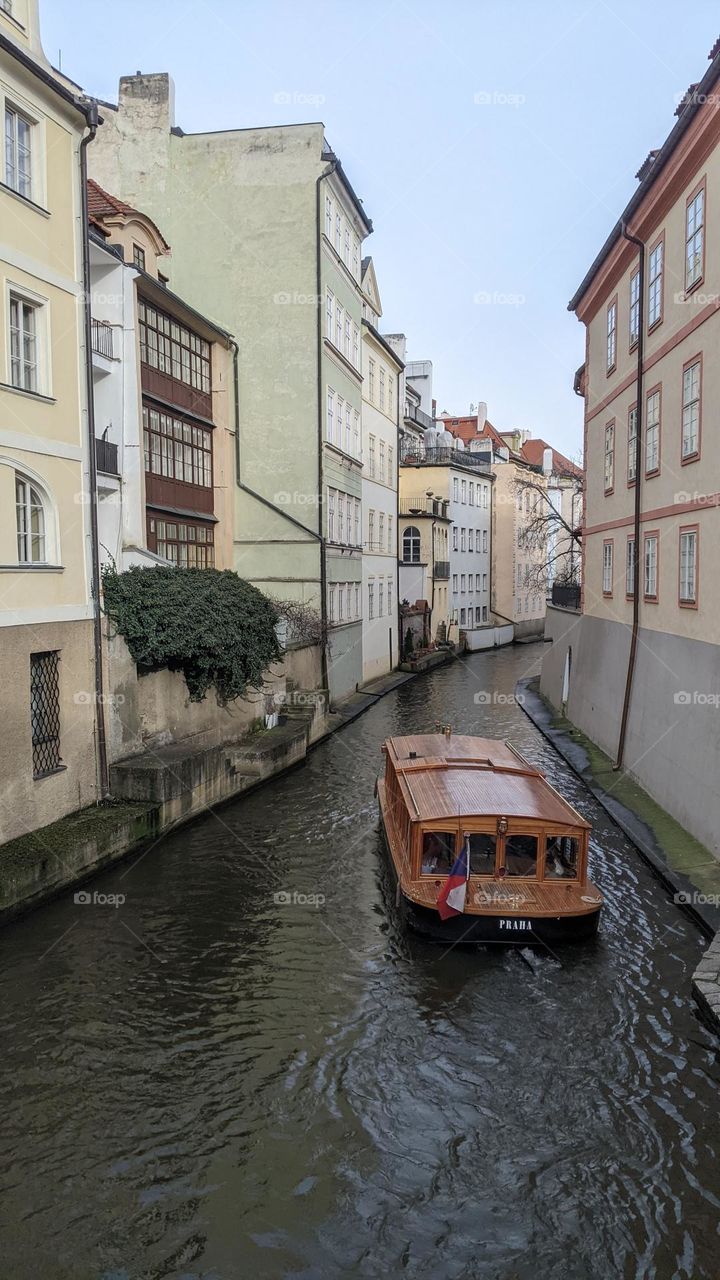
top-left (80, 103), bottom-right (109, 800)
top-left (315, 158), bottom-right (338, 695)
top-left (614, 223), bottom-right (645, 770)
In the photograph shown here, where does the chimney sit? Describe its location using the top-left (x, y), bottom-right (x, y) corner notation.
top-left (119, 72), bottom-right (176, 130)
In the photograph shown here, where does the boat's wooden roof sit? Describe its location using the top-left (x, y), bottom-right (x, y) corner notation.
top-left (385, 735), bottom-right (589, 828)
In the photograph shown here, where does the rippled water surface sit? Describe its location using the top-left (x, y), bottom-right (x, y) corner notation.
top-left (1, 644), bottom-right (719, 1280)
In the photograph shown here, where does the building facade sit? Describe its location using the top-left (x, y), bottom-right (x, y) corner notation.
top-left (89, 74), bottom-right (372, 701)
top-left (541, 38), bottom-right (720, 853)
top-left (88, 181), bottom-right (236, 573)
top-left (0, 3), bottom-right (101, 841)
top-left (360, 259), bottom-right (402, 680)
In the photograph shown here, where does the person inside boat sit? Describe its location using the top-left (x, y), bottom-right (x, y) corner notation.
top-left (504, 834), bottom-right (538, 877)
top-left (421, 831), bottom-right (455, 875)
top-left (545, 835), bottom-right (579, 878)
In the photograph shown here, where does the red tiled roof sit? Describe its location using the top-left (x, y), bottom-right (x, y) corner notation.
top-left (520, 438), bottom-right (582, 479)
top-left (86, 179), bottom-right (171, 252)
top-left (440, 414), bottom-right (506, 450)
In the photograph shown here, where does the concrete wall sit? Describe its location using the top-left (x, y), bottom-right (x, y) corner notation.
top-left (541, 606), bottom-right (720, 858)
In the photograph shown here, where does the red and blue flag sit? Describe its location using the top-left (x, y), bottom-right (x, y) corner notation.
top-left (437, 836), bottom-right (470, 920)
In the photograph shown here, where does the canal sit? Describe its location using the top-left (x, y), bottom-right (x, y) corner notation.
top-left (1, 643), bottom-right (718, 1280)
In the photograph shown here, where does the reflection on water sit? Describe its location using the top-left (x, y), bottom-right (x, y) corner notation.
top-left (0, 644), bottom-right (718, 1280)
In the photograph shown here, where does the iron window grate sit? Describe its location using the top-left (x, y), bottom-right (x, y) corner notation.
top-left (30, 651), bottom-right (62, 778)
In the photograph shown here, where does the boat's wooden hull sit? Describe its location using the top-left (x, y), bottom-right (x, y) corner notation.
top-left (378, 789), bottom-right (602, 948)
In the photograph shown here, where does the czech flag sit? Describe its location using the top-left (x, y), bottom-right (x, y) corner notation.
top-left (437, 836), bottom-right (470, 920)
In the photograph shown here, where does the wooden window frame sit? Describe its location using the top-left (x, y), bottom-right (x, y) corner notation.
top-left (678, 523), bottom-right (699, 610)
top-left (680, 352), bottom-right (702, 465)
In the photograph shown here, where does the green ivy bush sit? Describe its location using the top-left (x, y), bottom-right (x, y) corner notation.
top-left (102, 565), bottom-right (282, 703)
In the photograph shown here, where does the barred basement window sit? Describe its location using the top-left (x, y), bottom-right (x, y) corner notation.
top-left (30, 651), bottom-right (61, 777)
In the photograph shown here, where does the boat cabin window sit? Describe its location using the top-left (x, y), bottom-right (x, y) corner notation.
top-left (421, 831), bottom-right (455, 875)
top-left (504, 834), bottom-right (538, 877)
top-left (545, 835), bottom-right (579, 879)
top-left (468, 832), bottom-right (496, 875)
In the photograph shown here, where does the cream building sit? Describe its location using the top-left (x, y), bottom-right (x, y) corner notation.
top-left (0, 2), bottom-right (102, 842)
top-left (360, 258), bottom-right (402, 679)
top-left (542, 36), bottom-right (720, 852)
top-left (88, 73), bottom-right (372, 703)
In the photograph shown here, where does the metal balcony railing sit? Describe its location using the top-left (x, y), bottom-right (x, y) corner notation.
top-left (404, 403), bottom-right (435, 432)
top-left (91, 319), bottom-right (114, 359)
top-left (400, 442), bottom-right (492, 472)
top-left (95, 436), bottom-right (119, 475)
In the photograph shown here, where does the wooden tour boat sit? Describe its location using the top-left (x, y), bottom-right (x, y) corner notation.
top-left (377, 731), bottom-right (603, 945)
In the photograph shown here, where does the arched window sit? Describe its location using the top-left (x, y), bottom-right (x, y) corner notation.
top-left (15, 473), bottom-right (46, 563)
top-left (403, 525), bottom-right (421, 564)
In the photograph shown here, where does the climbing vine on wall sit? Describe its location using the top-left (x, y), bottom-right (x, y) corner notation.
top-left (102, 565), bottom-right (282, 704)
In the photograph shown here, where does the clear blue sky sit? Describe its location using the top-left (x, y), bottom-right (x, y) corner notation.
top-left (43, 0), bottom-right (720, 459)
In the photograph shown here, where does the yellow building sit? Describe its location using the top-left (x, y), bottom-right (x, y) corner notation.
top-left (0, 2), bottom-right (102, 841)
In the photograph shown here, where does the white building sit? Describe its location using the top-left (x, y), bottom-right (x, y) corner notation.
top-left (360, 259), bottom-right (403, 679)
top-left (447, 454), bottom-right (493, 648)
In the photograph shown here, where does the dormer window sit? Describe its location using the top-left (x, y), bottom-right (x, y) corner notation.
top-left (133, 244), bottom-right (146, 271)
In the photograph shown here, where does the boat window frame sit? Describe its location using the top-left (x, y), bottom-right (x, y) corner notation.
top-left (412, 819), bottom-right (588, 883)
top-left (542, 830), bottom-right (583, 882)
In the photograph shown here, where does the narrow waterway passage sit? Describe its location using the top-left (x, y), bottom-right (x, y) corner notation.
top-left (1, 643), bottom-right (718, 1280)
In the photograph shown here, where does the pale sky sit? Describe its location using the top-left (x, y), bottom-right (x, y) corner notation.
top-left (42, 0), bottom-right (720, 460)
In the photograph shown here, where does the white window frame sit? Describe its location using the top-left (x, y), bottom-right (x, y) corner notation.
top-left (6, 283), bottom-right (50, 396)
top-left (602, 541), bottom-right (613, 594)
top-left (646, 390), bottom-right (660, 474)
top-left (685, 188), bottom-right (704, 291)
top-left (648, 241), bottom-right (663, 328)
top-left (3, 92), bottom-right (43, 206)
top-left (679, 529), bottom-right (697, 605)
top-left (629, 270), bottom-right (640, 347)
top-left (606, 299), bottom-right (617, 372)
top-left (627, 406), bottom-right (637, 483)
top-left (644, 534), bottom-right (658, 600)
top-left (682, 360), bottom-right (700, 459)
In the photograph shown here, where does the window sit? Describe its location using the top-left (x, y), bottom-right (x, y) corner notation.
top-left (504, 834), bottom-right (537, 878)
top-left (388, 379), bottom-right (394, 420)
top-left (627, 406), bottom-right (637, 484)
top-left (460, 528), bottom-right (466, 552)
top-left (452, 527), bottom-right (458, 551)
top-left (626, 537), bottom-right (635, 597)
top-left (354, 498), bottom-right (361, 546)
top-left (460, 574), bottom-right (466, 592)
top-left (461, 479), bottom-right (467, 503)
top-left (387, 515), bottom-right (393, 552)
top-left (475, 573), bottom-right (481, 589)
top-left (388, 445), bottom-right (394, 477)
top-left (345, 402), bottom-right (352, 454)
top-left (379, 579), bottom-right (384, 617)
top-left (329, 584), bottom-right (336, 623)
top-left (325, 194), bottom-right (333, 239)
top-left (138, 301), bottom-right (211, 394)
top-left (453, 478), bottom-right (459, 501)
top-left (482, 573), bottom-right (487, 590)
top-left (338, 584), bottom-right (344, 621)
top-left (4, 103), bottom-right (32, 199)
top-left (379, 440), bottom-right (385, 481)
top-left (327, 388), bottom-right (334, 442)
top-left (9, 293), bottom-right (38, 391)
top-left (648, 238), bottom-right (663, 328)
top-left (403, 525), bottom-right (420, 563)
top-left (545, 836), bottom-right (578, 880)
top-left (379, 512), bottom-right (385, 548)
top-left (132, 244), bottom-right (146, 271)
top-left (645, 388), bottom-right (660, 475)
top-left (606, 298), bottom-right (617, 372)
top-left (326, 291), bottom-right (334, 340)
top-left (335, 212), bottom-right (342, 254)
top-left (469, 482), bottom-right (475, 506)
top-left (482, 529), bottom-right (488, 553)
top-left (679, 528), bottom-right (698, 606)
top-left (153, 517), bottom-right (215, 566)
top-left (16, 474), bottom-right (46, 562)
top-left (468, 833), bottom-right (496, 875)
top-left (629, 270), bottom-right (640, 348)
top-left (686, 185), bottom-right (705, 290)
top-left (344, 226), bottom-right (350, 265)
top-left (452, 573), bottom-right (458, 592)
top-left (355, 584), bottom-right (360, 617)
top-left (681, 358), bottom-right (701, 460)
top-left (602, 540), bottom-right (613, 595)
top-left (604, 421), bottom-right (614, 492)
top-left (353, 410), bottom-right (360, 457)
top-left (328, 489), bottom-right (335, 541)
top-left (483, 485), bottom-right (489, 509)
top-left (460, 608), bottom-right (466, 625)
top-left (335, 302), bottom-right (343, 351)
top-left (337, 493), bottom-right (344, 543)
top-left (387, 577), bottom-right (393, 616)
top-left (368, 435), bottom-right (376, 477)
top-left (352, 324), bottom-right (359, 369)
top-left (336, 396), bottom-right (343, 448)
top-left (30, 651), bottom-right (61, 778)
top-left (644, 533), bottom-right (658, 600)
top-left (352, 235), bottom-right (359, 278)
top-left (368, 580), bottom-right (374, 620)
top-left (368, 508), bottom-right (375, 548)
top-left (421, 831), bottom-right (455, 875)
top-left (379, 367), bottom-right (385, 410)
top-left (482, 605), bottom-right (488, 622)
top-left (368, 360), bottom-right (375, 401)
top-left (344, 315), bottom-right (351, 360)
top-left (475, 530), bottom-right (481, 552)
top-left (143, 406), bottom-right (212, 487)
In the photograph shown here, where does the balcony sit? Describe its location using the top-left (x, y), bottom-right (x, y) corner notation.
top-left (95, 436), bottom-right (119, 476)
top-left (404, 402), bottom-right (435, 432)
top-left (400, 442), bottom-right (492, 473)
top-left (399, 496), bottom-right (450, 519)
top-left (550, 582), bottom-right (581, 610)
top-left (434, 561), bottom-right (450, 580)
top-left (91, 319), bottom-right (114, 360)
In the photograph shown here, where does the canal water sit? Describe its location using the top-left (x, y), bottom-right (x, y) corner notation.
top-left (1, 643), bottom-right (718, 1280)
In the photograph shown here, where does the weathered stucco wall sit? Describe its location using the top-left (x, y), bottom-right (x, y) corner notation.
top-left (541, 609), bottom-right (720, 858)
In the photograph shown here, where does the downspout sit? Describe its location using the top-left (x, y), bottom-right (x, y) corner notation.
top-left (614, 223), bottom-right (645, 770)
top-left (80, 102), bottom-right (109, 799)
top-left (315, 158), bottom-right (338, 695)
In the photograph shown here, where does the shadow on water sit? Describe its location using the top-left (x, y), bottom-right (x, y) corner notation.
top-left (0, 644), bottom-right (719, 1279)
